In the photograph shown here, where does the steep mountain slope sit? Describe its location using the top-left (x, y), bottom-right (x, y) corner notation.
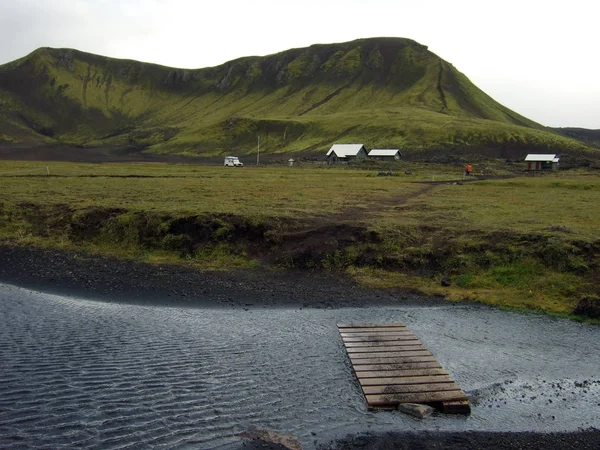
top-left (0, 38), bottom-right (591, 157)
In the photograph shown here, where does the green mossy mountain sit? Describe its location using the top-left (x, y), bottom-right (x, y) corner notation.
top-left (0, 37), bottom-right (593, 157)
top-left (553, 128), bottom-right (600, 149)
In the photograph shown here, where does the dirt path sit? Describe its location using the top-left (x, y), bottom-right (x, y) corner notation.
top-left (329, 173), bottom-right (518, 224)
top-left (330, 183), bottom-right (438, 223)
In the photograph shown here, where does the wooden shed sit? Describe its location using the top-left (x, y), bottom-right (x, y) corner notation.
top-left (368, 149), bottom-right (402, 161)
top-left (525, 154), bottom-right (560, 171)
top-left (326, 144), bottom-right (368, 164)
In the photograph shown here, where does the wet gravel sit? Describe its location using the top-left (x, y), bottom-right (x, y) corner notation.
top-left (0, 245), bottom-right (441, 309)
top-left (318, 429), bottom-right (600, 449)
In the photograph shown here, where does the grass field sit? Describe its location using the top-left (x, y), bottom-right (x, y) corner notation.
top-left (0, 161), bottom-right (431, 217)
top-left (1, 160), bottom-right (599, 321)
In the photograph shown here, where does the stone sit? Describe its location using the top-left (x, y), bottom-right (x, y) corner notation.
top-left (239, 428), bottom-right (302, 450)
top-left (441, 277), bottom-right (452, 287)
top-left (396, 403), bottom-right (436, 419)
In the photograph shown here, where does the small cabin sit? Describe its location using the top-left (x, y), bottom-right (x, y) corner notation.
top-left (525, 154), bottom-right (559, 171)
top-left (368, 149), bottom-right (402, 161)
top-left (326, 144), bottom-right (368, 164)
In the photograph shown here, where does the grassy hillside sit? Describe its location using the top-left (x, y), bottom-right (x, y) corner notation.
top-left (553, 128), bottom-right (600, 149)
top-left (0, 38), bottom-right (593, 158)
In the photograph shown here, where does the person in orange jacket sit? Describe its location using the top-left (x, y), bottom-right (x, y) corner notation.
top-left (465, 164), bottom-right (472, 176)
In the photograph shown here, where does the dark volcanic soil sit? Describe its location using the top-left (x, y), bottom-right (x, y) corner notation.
top-left (0, 144), bottom-right (209, 163)
top-left (0, 244), bottom-right (436, 308)
top-left (230, 429), bottom-right (600, 450)
top-left (318, 430), bottom-right (600, 450)
top-left (0, 144), bottom-right (318, 164)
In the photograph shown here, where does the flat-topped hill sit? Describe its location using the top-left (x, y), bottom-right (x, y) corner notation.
top-left (0, 38), bottom-right (593, 158)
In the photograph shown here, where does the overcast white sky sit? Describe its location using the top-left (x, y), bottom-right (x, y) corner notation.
top-left (1, 0), bottom-right (598, 128)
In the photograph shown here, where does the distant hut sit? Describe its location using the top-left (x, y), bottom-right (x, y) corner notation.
top-left (326, 144), bottom-right (368, 164)
top-left (368, 149), bottom-right (402, 161)
top-left (525, 154), bottom-right (560, 171)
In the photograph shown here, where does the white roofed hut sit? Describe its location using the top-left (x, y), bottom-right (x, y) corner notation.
top-left (525, 154), bottom-right (560, 171)
top-left (368, 149), bottom-right (402, 161)
top-left (326, 144), bottom-right (368, 164)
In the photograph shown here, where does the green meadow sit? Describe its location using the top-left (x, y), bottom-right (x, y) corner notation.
top-left (1, 160), bottom-right (599, 321)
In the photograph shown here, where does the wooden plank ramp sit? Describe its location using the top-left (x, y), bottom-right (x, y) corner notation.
top-left (338, 322), bottom-right (470, 414)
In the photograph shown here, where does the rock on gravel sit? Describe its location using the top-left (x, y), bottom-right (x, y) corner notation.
top-left (396, 403), bottom-right (435, 419)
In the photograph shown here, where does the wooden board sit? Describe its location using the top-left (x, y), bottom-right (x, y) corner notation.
top-left (350, 350), bottom-right (433, 359)
top-left (344, 340), bottom-right (423, 348)
top-left (338, 327), bottom-right (407, 333)
top-left (353, 362), bottom-right (443, 372)
top-left (356, 368), bottom-right (449, 379)
top-left (362, 382), bottom-right (461, 395)
top-left (347, 345), bottom-right (427, 353)
top-left (342, 336), bottom-right (420, 343)
top-left (358, 375), bottom-right (453, 386)
top-left (338, 323), bottom-right (470, 414)
top-left (366, 390), bottom-right (468, 407)
top-left (351, 356), bottom-right (438, 365)
top-left (340, 331), bottom-right (415, 337)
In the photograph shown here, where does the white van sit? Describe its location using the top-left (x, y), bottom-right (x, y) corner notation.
top-left (224, 156), bottom-right (244, 167)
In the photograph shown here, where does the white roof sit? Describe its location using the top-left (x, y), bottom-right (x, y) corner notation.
top-left (368, 149), bottom-right (401, 156)
top-left (552, 158), bottom-right (560, 163)
top-left (525, 154), bottom-right (557, 161)
top-left (326, 144), bottom-right (365, 157)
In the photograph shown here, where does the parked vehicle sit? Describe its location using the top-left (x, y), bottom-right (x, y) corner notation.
top-left (224, 156), bottom-right (244, 167)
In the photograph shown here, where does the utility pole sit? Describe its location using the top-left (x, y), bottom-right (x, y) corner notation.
top-left (257, 135), bottom-right (260, 165)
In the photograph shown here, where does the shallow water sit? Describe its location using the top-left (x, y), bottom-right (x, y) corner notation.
top-left (1, 283), bottom-right (599, 449)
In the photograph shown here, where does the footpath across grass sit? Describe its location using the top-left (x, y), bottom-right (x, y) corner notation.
top-left (1, 160), bottom-right (599, 321)
top-left (0, 161), bottom-right (431, 216)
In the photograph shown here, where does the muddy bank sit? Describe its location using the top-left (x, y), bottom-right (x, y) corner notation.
top-left (6, 203), bottom-right (600, 278)
top-left (0, 245), bottom-right (440, 308)
top-left (3, 200), bottom-right (600, 317)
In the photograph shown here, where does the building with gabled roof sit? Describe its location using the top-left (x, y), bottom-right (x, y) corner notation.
top-left (525, 154), bottom-right (560, 171)
top-left (326, 144), bottom-right (368, 164)
top-left (368, 149), bottom-right (402, 161)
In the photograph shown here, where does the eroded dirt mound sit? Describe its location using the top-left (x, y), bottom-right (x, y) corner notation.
top-left (275, 223), bottom-right (380, 268)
